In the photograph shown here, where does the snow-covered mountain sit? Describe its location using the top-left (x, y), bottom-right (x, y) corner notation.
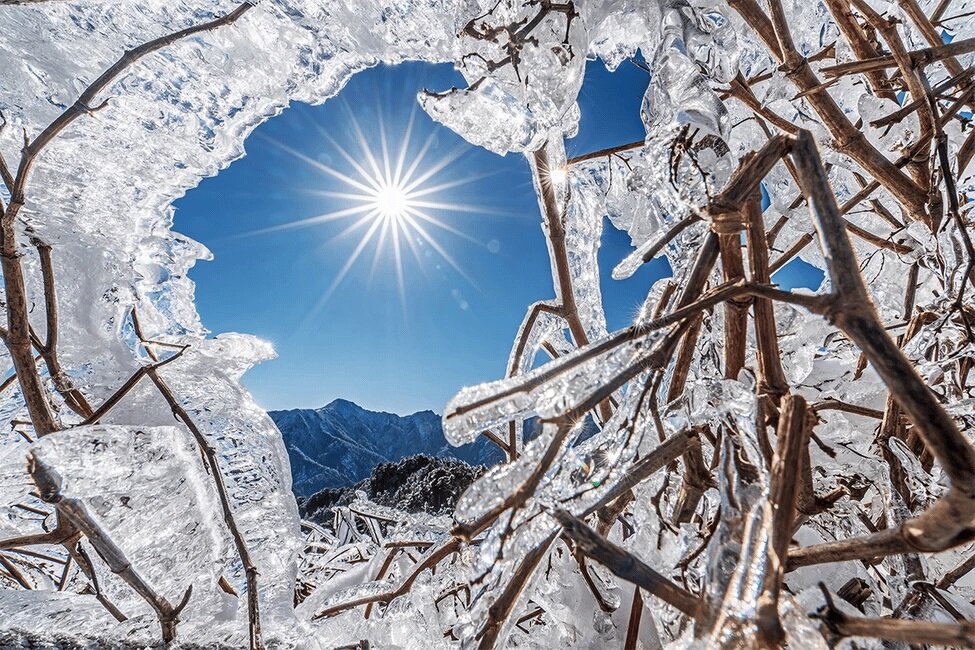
top-left (270, 399), bottom-right (505, 495)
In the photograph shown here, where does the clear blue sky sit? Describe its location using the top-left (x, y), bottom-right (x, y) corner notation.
top-left (173, 60), bottom-right (819, 415)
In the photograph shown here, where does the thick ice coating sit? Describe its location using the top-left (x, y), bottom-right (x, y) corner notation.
top-left (2, 0), bottom-right (975, 648)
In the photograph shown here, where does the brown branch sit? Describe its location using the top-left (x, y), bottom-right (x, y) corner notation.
top-left (477, 532), bottom-right (558, 649)
top-left (532, 145), bottom-right (612, 424)
top-left (746, 196), bottom-right (790, 401)
top-left (314, 539), bottom-right (462, 619)
top-left (756, 395), bottom-right (810, 646)
top-left (821, 0), bottom-right (895, 100)
top-left (785, 130), bottom-right (975, 565)
top-left (145, 367), bottom-right (264, 650)
top-left (716, 213), bottom-right (748, 379)
top-left (0, 2), bottom-right (255, 439)
top-left (80, 347), bottom-right (186, 425)
top-left (553, 510), bottom-right (701, 617)
top-left (623, 587), bottom-right (643, 650)
top-left (568, 140), bottom-right (643, 166)
top-left (29, 453), bottom-right (191, 643)
top-left (33, 239), bottom-right (93, 418)
top-left (850, 0), bottom-right (935, 160)
top-left (731, 0), bottom-right (930, 222)
top-left (820, 37), bottom-right (975, 78)
top-left (814, 583), bottom-right (975, 647)
top-left (812, 398), bottom-right (884, 419)
top-left (4, 2), bottom-right (255, 222)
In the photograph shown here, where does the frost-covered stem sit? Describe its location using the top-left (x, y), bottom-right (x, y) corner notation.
top-left (34, 240), bottom-right (93, 418)
top-left (446, 283), bottom-right (746, 430)
top-left (67, 540), bottom-right (128, 622)
top-left (814, 583), bottom-right (975, 647)
top-left (145, 367), bottom-right (264, 650)
top-left (788, 129), bottom-right (975, 558)
top-left (733, 0), bottom-right (930, 222)
top-left (624, 213), bottom-right (701, 277)
top-left (756, 395), bottom-right (809, 645)
top-left (820, 0), bottom-right (895, 100)
top-left (850, 0), bottom-right (935, 177)
top-left (314, 539), bottom-right (462, 618)
top-left (0, 512), bottom-right (131, 621)
top-left (812, 398), bottom-right (883, 419)
top-left (871, 68), bottom-right (973, 131)
top-left (29, 453), bottom-right (191, 643)
top-left (793, 130), bottom-right (975, 490)
top-left (878, 313), bottom-right (930, 505)
top-left (745, 196), bottom-right (789, 401)
top-left (532, 145), bottom-right (611, 425)
top-left (554, 510), bottom-right (700, 617)
top-left (476, 531), bottom-right (557, 649)
top-left (769, 396), bottom-right (809, 562)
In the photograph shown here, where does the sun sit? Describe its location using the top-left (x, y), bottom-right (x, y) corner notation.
top-left (246, 103), bottom-right (484, 319)
top-left (373, 181), bottom-right (411, 221)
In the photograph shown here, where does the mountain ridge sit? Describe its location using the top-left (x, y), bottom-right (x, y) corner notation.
top-left (270, 398), bottom-right (504, 495)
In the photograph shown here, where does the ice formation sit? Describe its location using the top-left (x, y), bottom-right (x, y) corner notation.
top-left (2, 0), bottom-right (975, 648)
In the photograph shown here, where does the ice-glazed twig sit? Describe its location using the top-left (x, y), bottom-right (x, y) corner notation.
top-left (80, 346), bottom-right (187, 425)
top-left (819, 37), bottom-right (975, 78)
top-left (145, 367), bottom-right (265, 650)
top-left (475, 531), bottom-right (558, 649)
top-left (532, 145), bottom-right (609, 424)
top-left (786, 129), bottom-right (975, 564)
top-left (314, 538), bottom-right (463, 619)
top-left (33, 239), bottom-right (94, 418)
top-left (0, 1), bottom-right (256, 438)
top-left (745, 195), bottom-right (790, 404)
top-left (813, 583), bottom-right (975, 647)
top-left (567, 140), bottom-right (644, 166)
top-left (554, 510), bottom-right (700, 617)
top-left (28, 453), bottom-right (192, 642)
top-left (756, 394), bottom-right (810, 645)
top-left (730, 0), bottom-right (930, 223)
top-left (820, 0), bottom-right (895, 100)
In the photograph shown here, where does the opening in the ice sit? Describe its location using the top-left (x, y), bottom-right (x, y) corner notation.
top-left (173, 60), bottom-right (665, 419)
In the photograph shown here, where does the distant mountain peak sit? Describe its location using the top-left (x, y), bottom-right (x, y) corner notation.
top-left (270, 398), bottom-right (504, 496)
top-left (319, 397), bottom-right (362, 411)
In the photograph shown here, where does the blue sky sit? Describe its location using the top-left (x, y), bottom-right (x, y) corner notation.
top-left (174, 59), bottom-right (818, 415)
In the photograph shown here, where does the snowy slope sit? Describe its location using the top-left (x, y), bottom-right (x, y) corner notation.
top-left (270, 399), bottom-right (504, 495)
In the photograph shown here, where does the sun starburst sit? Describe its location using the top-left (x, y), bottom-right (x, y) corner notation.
top-left (244, 103), bottom-right (490, 320)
